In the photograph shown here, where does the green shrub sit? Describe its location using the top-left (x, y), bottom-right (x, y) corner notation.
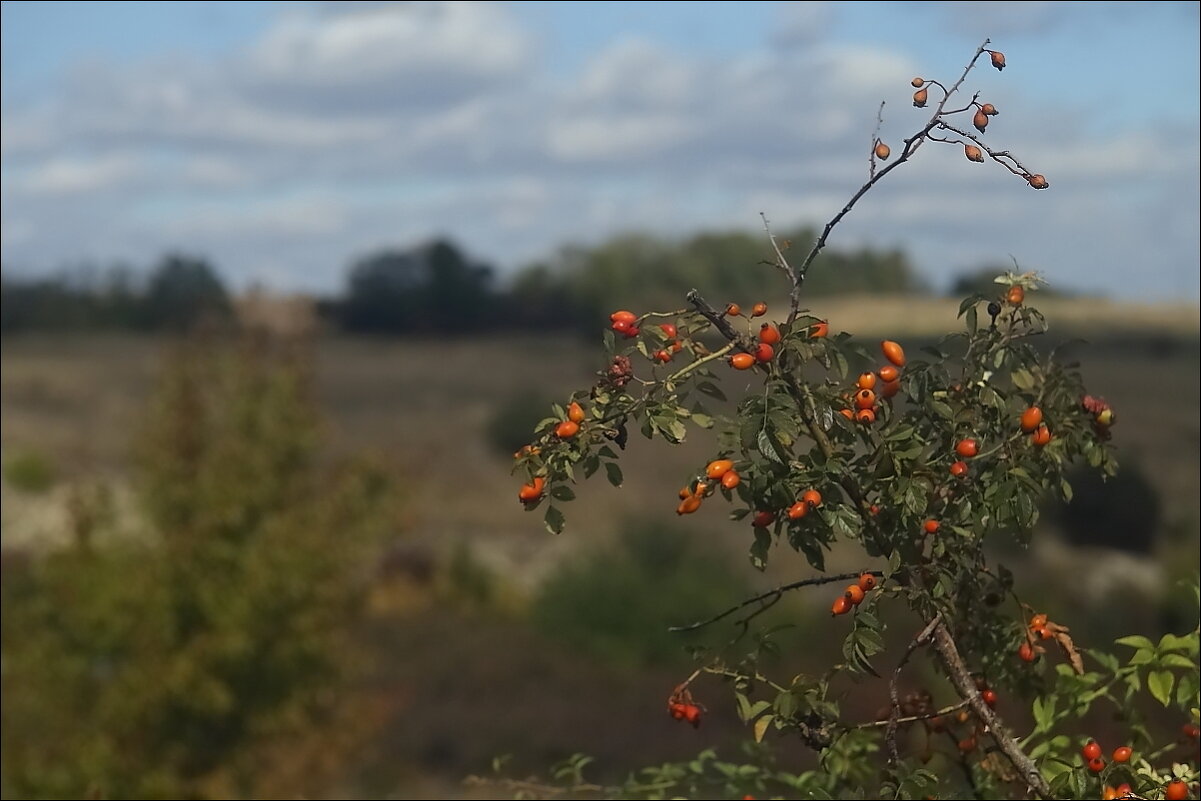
top-left (3, 449), bottom-right (57, 493)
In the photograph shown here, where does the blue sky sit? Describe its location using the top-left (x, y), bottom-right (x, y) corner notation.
top-left (2, 1), bottom-right (1198, 299)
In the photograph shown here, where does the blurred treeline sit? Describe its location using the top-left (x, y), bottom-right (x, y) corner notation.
top-left (1, 227), bottom-right (926, 335)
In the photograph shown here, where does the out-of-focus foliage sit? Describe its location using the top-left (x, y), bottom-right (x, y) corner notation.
top-left (0, 337), bottom-right (396, 799)
top-left (3, 449), bottom-right (57, 494)
top-left (531, 521), bottom-right (750, 668)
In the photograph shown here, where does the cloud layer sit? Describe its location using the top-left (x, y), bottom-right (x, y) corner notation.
top-left (2, 1), bottom-right (1197, 299)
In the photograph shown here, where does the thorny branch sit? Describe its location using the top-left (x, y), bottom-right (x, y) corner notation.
top-left (932, 621), bottom-right (1054, 799)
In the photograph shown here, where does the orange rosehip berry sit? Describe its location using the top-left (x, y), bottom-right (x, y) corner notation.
top-left (855, 388), bottom-right (877, 409)
top-left (855, 408), bottom-right (876, 424)
top-left (965, 144), bottom-right (984, 162)
top-left (787, 501), bottom-right (808, 520)
top-left (857, 572), bottom-right (877, 591)
top-left (810, 320), bottom-right (829, 338)
top-left (845, 584), bottom-right (866, 605)
top-left (706, 459), bottom-right (734, 479)
top-left (555, 420), bottom-right (580, 439)
top-left (1027, 173), bottom-right (1049, 189)
top-left (730, 352), bottom-right (755, 370)
top-left (875, 142), bottom-right (891, 160)
top-left (1020, 406), bottom-right (1043, 433)
top-left (758, 323), bottom-right (781, 345)
top-left (881, 340), bottom-right (906, 367)
top-left (923, 519), bottom-right (940, 534)
top-left (913, 87), bottom-right (928, 107)
top-left (568, 401), bottom-right (586, 424)
top-left (878, 364), bottom-right (899, 383)
top-left (831, 595), bottom-right (852, 616)
top-left (857, 371), bottom-right (878, 390)
top-left (720, 470), bottom-right (741, 489)
top-left (751, 302), bottom-right (768, 317)
top-left (1031, 424), bottom-right (1052, 447)
top-left (518, 476), bottom-right (546, 503)
top-left (801, 489), bottom-right (822, 508)
top-left (990, 50), bottom-right (1006, 70)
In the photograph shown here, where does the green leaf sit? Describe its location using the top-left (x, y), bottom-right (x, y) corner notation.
top-left (1115, 635), bottom-right (1156, 651)
top-left (604, 461), bottom-right (623, 487)
top-left (696, 381), bottom-right (726, 401)
top-left (691, 412), bottom-right (714, 429)
top-left (1161, 653), bottom-right (1196, 669)
top-left (550, 485), bottom-right (576, 501)
top-left (757, 429), bottom-right (784, 464)
top-left (1148, 670), bottom-right (1174, 706)
top-left (544, 505), bottom-right (566, 535)
top-left (1159, 633), bottom-right (1194, 652)
top-left (965, 305), bottom-right (978, 334)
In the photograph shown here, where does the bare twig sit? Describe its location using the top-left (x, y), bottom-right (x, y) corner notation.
top-left (868, 100), bottom-right (886, 179)
top-left (934, 120), bottom-right (1040, 180)
top-left (850, 699), bottom-right (968, 731)
top-left (931, 621), bottom-right (1053, 799)
top-left (669, 570), bottom-right (882, 632)
top-left (886, 614), bottom-right (943, 766)
top-left (785, 39), bottom-right (993, 325)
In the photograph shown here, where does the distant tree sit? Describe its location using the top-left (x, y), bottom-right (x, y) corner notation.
top-left (143, 254), bottom-right (231, 331)
top-left (340, 239), bottom-right (496, 334)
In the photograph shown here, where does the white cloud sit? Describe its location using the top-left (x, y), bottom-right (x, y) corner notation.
top-left (0, 1), bottom-right (1195, 300)
top-left (12, 155), bottom-right (139, 194)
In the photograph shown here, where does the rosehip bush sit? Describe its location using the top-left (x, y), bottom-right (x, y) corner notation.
top-left (502, 41), bottom-right (1200, 801)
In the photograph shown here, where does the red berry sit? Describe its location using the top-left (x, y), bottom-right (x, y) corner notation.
top-left (658, 322), bottom-right (678, 339)
top-left (1018, 642), bottom-right (1036, 662)
top-left (981, 689), bottom-right (998, 708)
top-left (950, 461), bottom-right (969, 478)
top-left (831, 595), bottom-right (852, 616)
top-left (683, 704), bottom-right (702, 728)
top-left (923, 519), bottom-right (940, 534)
top-left (857, 572), bottom-right (877, 592)
top-left (1165, 780), bottom-right (1188, 801)
top-left (754, 342), bottom-right (774, 363)
top-left (1111, 746), bottom-right (1132, 763)
top-left (1087, 756), bottom-right (1105, 773)
top-left (752, 510), bottom-right (775, 528)
top-left (1082, 741), bottom-right (1102, 761)
top-left (955, 438), bottom-right (979, 457)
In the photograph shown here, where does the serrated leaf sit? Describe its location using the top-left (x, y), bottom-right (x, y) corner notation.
top-left (543, 505), bottom-right (565, 535)
top-left (757, 428), bottom-right (784, 464)
top-left (1148, 670), bottom-right (1174, 706)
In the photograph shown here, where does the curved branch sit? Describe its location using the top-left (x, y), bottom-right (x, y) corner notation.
top-left (669, 570), bottom-right (882, 632)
